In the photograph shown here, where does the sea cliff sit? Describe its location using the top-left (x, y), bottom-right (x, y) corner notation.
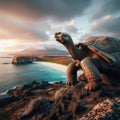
top-left (12, 56), bottom-right (34, 64)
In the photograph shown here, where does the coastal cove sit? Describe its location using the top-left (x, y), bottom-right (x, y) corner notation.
top-left (0, 58), bottom-right (67, 96)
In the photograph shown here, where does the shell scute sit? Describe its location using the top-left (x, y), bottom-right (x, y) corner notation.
top-left (81, 36), bottom-right (120, 64)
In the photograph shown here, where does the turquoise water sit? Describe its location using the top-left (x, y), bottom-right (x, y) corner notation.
top-left (0, 58), bottom-right (66, 95)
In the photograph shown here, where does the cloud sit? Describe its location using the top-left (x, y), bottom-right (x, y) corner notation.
top-left (0, 15), bottom-right (49, 41)
top-left (50, 20), bottom-right (78, 35)
top-left (65, 20), bottom-right (78, 33)
top-left (92, 0), bottom-right (120, 20)
top-left (78, 15), bottom-right (120, 42)
top-left (51, 25), bottom-right (64, 33)
top-left (91, 15), bottom-right (120, 37)
top-left (0, 0), bottom-right (92, 46)
top-left (0, 0), bottom-right (92, 21)
top-left (1, 0), bottom-right (120, 53)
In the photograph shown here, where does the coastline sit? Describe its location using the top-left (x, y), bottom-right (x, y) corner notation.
top-left (0, 62), bottom-right (120, 119)
top-left (38, 61), bottom-right (83, 76)
top-left (37, 61), bottom-right (67, 72)
top-left (1, 75), bottom-right (120, 120)
top-left (0, 61), bottom-right (67, 97)
top-left (0, 61), bottom-right (82, 97)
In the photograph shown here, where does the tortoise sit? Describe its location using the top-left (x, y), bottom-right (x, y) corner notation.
top-left (54, 32), bottom-right (120, 91)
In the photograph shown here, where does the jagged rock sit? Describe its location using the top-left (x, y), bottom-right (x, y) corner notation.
top-left (80, 98), bottom-right (120, 120)
top-left (0, 77), bottom-right (120, 120)
top-left (18, 97), bottom-right (53, 120)
top-left (7, 81), bottom-right (55, 97)
top-left (55, 87), bottom-right (68, 100)
top-left (38, 76), bottom-right (120, 120)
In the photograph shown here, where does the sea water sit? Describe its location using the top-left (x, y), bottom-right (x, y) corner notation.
top-left (0, 58), bottom-right (66, 96)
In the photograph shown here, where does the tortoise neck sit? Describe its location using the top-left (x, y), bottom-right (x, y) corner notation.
top-left (65, 40), bottom-right (85, 61)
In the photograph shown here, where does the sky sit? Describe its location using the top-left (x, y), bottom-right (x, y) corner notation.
top-left (0, 0), bottom-right (120, 53)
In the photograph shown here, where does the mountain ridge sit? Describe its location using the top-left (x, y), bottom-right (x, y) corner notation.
top-left (11, 48), bottom-right (68, 56)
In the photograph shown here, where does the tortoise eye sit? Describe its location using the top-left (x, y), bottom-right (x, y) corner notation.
top-left (63, 34), bottom-right (67, 37)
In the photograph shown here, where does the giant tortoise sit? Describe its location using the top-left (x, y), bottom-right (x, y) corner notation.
top-left (55, 32), bottom-right (120, 91)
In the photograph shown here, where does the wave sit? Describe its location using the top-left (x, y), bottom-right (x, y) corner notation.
top-left (0, 80), bottom-right (65, 96)
top-left (0, 86), bottom-right (18, 96)
top-left (61, 75), bottom-right (66, 78)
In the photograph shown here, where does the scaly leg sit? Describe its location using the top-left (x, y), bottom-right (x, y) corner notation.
top-left (66, 61), bottom-right (80, 85)
top-left (81, 57), bottom-right (102, 91)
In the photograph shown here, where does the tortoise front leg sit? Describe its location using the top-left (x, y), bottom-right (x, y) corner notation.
top-left (81, 57), bottom-right (102, 91)
top-left (66, 61), bottom-right (80, 86)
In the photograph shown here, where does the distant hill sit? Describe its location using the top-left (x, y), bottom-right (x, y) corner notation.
top-left (12, 48), bottom-right (68, 56)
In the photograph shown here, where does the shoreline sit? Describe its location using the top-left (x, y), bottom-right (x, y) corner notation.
top-left (37, 61), bottom-right (67, 72)
top-left (0, 81), bottom-right (64, 98)
top-left (0, 61), bottom-right (82, 97)
top-left (0, 61), bottom-right (67, 97)
top-left (38, 61), bottom-right (83, 77)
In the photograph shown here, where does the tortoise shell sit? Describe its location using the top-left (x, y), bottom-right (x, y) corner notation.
top-left (81, 36), bottom-right (120, 64)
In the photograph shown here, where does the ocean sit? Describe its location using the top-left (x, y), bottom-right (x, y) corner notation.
top-left (0, 58), bottom-right (66, 96)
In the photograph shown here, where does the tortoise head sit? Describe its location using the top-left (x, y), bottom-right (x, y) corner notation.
top-left (54, 32), bottom-right (72, 44)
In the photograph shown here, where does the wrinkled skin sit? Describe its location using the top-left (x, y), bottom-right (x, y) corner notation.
top-left (54, 32), bottom-right (113, 91)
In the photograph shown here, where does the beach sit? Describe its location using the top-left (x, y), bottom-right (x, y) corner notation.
top-left (39, 61), bottom-right (83, 75)
top-left (38, 62), bottom-right (67, 72)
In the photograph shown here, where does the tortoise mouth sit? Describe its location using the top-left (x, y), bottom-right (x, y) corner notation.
top-left (54, 32), bottom-right (64, 43)
top-left (54, 34), bottom-right (62, 40)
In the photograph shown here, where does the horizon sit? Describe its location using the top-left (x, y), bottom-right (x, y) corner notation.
top-left (0, 0), bottom-right (120, 54)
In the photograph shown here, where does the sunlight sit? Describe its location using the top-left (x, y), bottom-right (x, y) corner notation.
top-left (0, 39), bottom-right (17, 52)
top-left (4, 40), bottom-right (16, 47)
top-left (0, 41), bottom-right (4, 52)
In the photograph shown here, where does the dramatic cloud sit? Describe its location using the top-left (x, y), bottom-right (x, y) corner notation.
top-left (65, 20), bottom-right (78, 33)
top-left (92, 0), bottom-right (120, 20)
top-left (0, 0), bottom-right (92, 21)
top-left (92, 15), bottom-right (120, 33)
top-left (50, 20), bottom-right (78, 34)
top-left (0, 0), bottom-right (120, 53)
top-left (0, 0), bottom-right (93, 53)
top-left (78, 0), bottom-right (120, 41)
top-left (0, 25), bottom-right (49, 42)
top-left (0, 13), bottom-right (50, 41)
top-left (92, 15), bottom-right (120, 38)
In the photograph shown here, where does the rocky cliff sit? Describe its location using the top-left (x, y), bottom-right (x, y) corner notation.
top-left (12, 56), bottom-right (34, 64)
top-left (0, 74), bottom-right (120, 120)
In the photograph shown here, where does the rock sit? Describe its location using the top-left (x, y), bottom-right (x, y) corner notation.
top-left (80, 98), bottom-right (120, 120)
top-left (0, 76), bottom-right (120, 120)
top-left (0, 96), bottom-right (20, 108)
top-left (36, 78), bottom-right (120, 120)
top-left (7, 81), bottom-right (56, 97)
top-left (55, 87), bottom-right (68, 100)
top-left (18, 97), bottom-right (53, 120)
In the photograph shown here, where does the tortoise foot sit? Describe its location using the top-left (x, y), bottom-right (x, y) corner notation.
top-left (84, 82), bottom-right (101, 91)
top-left (67, 79), bottom-right (77, 86)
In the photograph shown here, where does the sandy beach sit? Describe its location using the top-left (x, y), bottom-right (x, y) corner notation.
top-left (38, 62), bottom-right (83, 75)
top-left (38, 62), bottom-right (67, 72)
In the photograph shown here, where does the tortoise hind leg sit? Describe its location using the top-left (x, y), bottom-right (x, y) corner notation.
top-left (81, 57), bottom-right (102, 91)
